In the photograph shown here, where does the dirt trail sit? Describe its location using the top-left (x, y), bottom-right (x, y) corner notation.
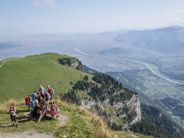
top-left (129, 133), bottom-right (138, 138)
top-left (0, 60), bottom-right (6, 68)
top-left (0, 112), bottom-right (69, 138)
top-left (0, 59), bottom-right (12, 69)
top-left (0, 131), bottom-right (55, 138)
top-left (112, 132), bottom-right (138, 138)
top-left (57, 114), bottom-right (69, 126)
top-left (0, 58), bottom-right (19, 69)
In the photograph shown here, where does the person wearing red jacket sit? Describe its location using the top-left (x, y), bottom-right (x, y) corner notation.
top-left (48, 85), bottom-right (53, 100)
top-left (37, 92), bottom-right (41, 103)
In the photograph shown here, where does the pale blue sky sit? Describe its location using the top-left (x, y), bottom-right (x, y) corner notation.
top-left (1, 0), bottom-right (184, 37)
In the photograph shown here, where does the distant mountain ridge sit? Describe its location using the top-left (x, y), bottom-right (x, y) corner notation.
top-left (113, 26), bottom-right (184, 54)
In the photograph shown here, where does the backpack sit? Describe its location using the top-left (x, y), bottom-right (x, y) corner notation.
top-left (38, 95), bottom-right (43, 103)
top-left (51, 88), bottom-right (55, 94)
top-left (46, 92), bottom-right (51, 99)
top-left (25, 97), bottom-right (30, 105)
top-left (39, 88), bottom-right (45, 95)
top-left (37, 95), bottom-right (42, 103)
top-left (31, 93), bottom-right (37, 101)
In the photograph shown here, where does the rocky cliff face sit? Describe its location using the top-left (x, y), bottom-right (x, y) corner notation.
top-left (64, 73), bottom-right (141, 130)
top-left (128, 95), bottom-right (141, 125)
top-left (80, 93), bottom-right (141, 127)
top-left (58, 57), bottom-right (83, 71)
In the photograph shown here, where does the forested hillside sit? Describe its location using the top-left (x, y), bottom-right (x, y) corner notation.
top-left (64, 73), bottom-right (141, 129)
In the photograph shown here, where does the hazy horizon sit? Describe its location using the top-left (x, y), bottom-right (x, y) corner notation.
top-left (1, 0), bottom-right (184, 38)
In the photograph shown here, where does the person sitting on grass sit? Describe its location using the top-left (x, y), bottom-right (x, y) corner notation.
top-left (25, 94), bottom-right (31, 112)
top-left (37, 98), bottom-right (48, 123)
top-left (51, 102), bottom-right (59, 114)
top-left (49, 102), bottom-right (60, 118)
top-left (9, 103), bottom-right (18, 127)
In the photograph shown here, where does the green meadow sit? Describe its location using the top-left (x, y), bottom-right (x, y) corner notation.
top-left (0, 53), bottom-right (91, 102)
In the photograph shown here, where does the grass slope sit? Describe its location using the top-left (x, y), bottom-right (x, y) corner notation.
top-left (0, 53), bottom-right (91, 102)
top-left (0, 53), bottom-right (154, 138)
top-left (0, 100), bottom-right (153, 138)
top-left (0, 60), bottom-right (2, 65)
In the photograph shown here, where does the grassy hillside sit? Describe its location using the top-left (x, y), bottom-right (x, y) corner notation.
top-left (0, 53), bottom-right (91, 102)
top-left (0, 100), bottom-right (153, 138)
top-left (0, 53), bottom-right (155, 137)
top-left (64, 73), bottom-right (139, 129)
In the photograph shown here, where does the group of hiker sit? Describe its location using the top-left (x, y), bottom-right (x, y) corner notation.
top-left (9, 85), bottom-right (59, 127)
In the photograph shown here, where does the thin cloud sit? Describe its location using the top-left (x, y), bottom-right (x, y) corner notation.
top-left (169, 10), bottom-right (184, 26)
top-left (32, 0), bottom-right (59, 8)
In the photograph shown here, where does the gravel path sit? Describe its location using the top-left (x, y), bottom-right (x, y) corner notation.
top-left (0, 131), bottom-right (55, 138)
top-left (0, 112), bottom-right (69, 138)
top-left (57, 114), bottom-right (69, 127)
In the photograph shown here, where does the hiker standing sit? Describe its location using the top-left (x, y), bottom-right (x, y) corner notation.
top-left (25, 94), bottom-right (31, 112)
top-left (37, 92), bottom-right (42, 103)
top-left (31, 91), bottom-right (37, 101)
top-left (31, 99), bottom-right (35, 117)
top-left (48, 85), bottom-right (54, 103)
top-left (30, 91), bottom-right (37, 117)
top-left (45, 91), bottom-right (51, 102)
top-left (9, 103), bottom-right (18, 127)
top-left (39, 85), bottom-right (45, 98)
top-left (33, 97), bottom-right (39, 117)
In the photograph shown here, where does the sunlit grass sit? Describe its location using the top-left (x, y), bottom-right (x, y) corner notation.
top-left (0, 53), bottom-right (92, 103)
top-left (0, 100), bottom-right (153, 138)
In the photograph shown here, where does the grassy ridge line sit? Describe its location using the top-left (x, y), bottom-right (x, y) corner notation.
top-left (0, 100), bottom-right (153, 138)
top-left (0, 59), bottom-right (11, 68)
top-left (0, 57), bottom-right (21, 68)
top-left (0, 60), bottom-right (3, 67)
top-left (0, 53), bottom-right (92, 102)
